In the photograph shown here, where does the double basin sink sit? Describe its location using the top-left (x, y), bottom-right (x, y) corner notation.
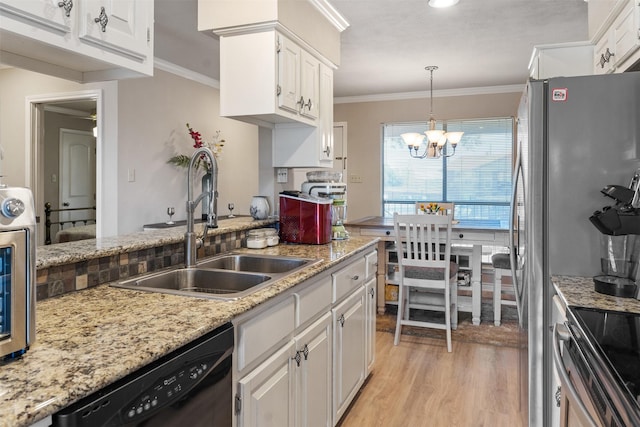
top-left (113, 253), bottom-right (321, 300)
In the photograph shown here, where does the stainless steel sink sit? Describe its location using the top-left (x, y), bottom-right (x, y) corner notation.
top-left (196, 253), bottom-right (311, 274)
top-left (113, 254), bottom-right (321, 300)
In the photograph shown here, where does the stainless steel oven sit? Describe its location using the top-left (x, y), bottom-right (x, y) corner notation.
top-left (53, 322), bottom-right (234, 427)
top-left (0, 186), bottom-right (36, 359)
top-left (553, 307), bottom-right (640, 427)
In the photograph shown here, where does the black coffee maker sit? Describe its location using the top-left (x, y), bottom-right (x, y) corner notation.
top-left (589, 169), bottom-right (640, 298)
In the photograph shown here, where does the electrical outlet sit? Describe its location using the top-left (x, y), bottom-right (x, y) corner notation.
top-left (276, 168), bottom-right (288, 183)
top-left (350, 174), bottom-right (363, 183)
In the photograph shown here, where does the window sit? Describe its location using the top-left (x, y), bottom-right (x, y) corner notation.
top-left (382, 117), bottom-right (513, 229)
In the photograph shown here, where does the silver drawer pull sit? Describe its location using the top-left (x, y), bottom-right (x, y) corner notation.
top-left (351, 275), bottom-right (359, 280)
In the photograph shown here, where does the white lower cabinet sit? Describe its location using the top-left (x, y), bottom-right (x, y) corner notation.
top-left (365, 277), bottom-right (376, 375)
top-left (233, 250), bottom-right (376, 427)
top-left (236, 313), bottom-right (332, 427)
top-left (237, 340), bottom-right (296, 427)
top-left (332, 286), bottom-right (366, 424)
top-left (295, 313), bottom-right (332, 427)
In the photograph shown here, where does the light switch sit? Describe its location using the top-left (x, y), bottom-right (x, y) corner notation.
top-left (277, 168), bottom-right (288, 183)
top-left (127, 168), bottom-right (135, 182)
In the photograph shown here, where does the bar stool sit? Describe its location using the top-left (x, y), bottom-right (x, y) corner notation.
top-left (491, 253), bottom-right (517, 326)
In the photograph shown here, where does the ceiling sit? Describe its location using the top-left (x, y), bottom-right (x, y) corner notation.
top-left (154, 0), bottom-right (590, 101)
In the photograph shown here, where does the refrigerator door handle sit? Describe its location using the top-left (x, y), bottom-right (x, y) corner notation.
top-left (510, 140), bottom-right (524, 325)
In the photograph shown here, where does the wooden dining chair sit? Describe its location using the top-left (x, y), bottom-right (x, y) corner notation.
top-left (393, 213), bottom-right (458, 352)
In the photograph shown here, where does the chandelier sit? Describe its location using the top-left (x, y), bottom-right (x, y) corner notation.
top-left (401, 66), bottom-right (463, 159)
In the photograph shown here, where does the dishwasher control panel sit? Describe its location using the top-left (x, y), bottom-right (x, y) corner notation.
top-left (123, 359), bottom-right (213, 422)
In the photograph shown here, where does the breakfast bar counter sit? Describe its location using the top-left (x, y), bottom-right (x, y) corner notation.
top-left (0, 236), bottom-right (378, 427)
top-left (347, 216), bottom-right (509, 324)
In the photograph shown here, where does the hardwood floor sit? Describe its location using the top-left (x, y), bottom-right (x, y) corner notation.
top-left (338, 330), bottom-right (524, 427)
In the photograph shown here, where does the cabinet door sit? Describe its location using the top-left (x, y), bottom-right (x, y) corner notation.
top-left (299, 51), bottom-right (319, 120)
top-left (0, 0), bottom-right (71, 34)
top-left (238, 340), bottom-right (296, 427)
top-left (295, 312), bottom-right (332, 427)
top-left (318, 63), bottom-right (334, 164)
top-left (77, 0), bottom-right (151, 61)
top-left (277, 35), bottom-right (301, 114)
top-left (365, 277), bottom-right (376, 375)
top-left (613, 0), bottom-right (640, 66)
top-left (332, 286), bottom-right (366, 424)
top-left (594, 29), bottom-right (615, 75)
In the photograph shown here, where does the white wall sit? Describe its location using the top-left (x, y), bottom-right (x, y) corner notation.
top-left (334, 90), bottom-right (523, 221)
top-left (117, 68), bottom-right (259, 234)
top-left (0, 66), bottom-right (260, 238)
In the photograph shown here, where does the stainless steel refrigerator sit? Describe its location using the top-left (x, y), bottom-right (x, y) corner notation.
top-left (513, 72), bottom-right (640, 427)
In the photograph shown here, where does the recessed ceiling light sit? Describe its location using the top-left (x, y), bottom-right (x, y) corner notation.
top-left (428, 0), bottom-right (460, 8)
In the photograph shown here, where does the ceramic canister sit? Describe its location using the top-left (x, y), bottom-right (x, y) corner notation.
top-left (250, 196), bottom-right (270, 220)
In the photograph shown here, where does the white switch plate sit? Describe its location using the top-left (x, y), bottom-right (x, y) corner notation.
top-left (127, 168), bottom-right (135, 182)
top-left (350, 174), bottom-right (363, 183)
top-left (276, 168), bottom-right (288, 183)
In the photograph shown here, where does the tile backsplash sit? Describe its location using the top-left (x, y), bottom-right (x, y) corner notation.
top-left (36, 230), bottom-right (247, 301)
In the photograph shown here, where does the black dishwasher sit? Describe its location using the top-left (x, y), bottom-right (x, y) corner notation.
top-left (53, 322), bottom-right (233, 427)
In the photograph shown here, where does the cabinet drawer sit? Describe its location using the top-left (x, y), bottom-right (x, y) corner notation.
top-left (365, 251), bottom-right (378, 280)
top-left (358, 228), bottom-right (393, 238)
top-left (296, 276), bottom-right (332, 328)
top-left (236, 295), bottom-right (295, 372)
top-left (333, 257), bottom-right (366, 302)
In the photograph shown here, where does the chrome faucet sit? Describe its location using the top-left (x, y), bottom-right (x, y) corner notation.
top-left (185, 147), bottom-right (218, 268)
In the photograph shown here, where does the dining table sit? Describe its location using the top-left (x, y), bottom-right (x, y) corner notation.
top-left (346, 216), bottom-right (510, 325)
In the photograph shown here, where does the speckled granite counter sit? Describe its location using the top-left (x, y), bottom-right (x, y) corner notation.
top-left (553, 275), bottom-right (640, 314)
top-left (2, 236), bottom-right (378, 427)
top-left (36, 216), bottom-right (277, 269)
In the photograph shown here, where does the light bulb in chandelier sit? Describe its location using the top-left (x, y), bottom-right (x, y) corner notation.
top-left (402, 66), bottom-right (463, 159)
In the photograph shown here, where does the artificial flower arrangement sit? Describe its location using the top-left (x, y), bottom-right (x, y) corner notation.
top-left (167, 123), bottom-right (225, 171)
top-left (418, 202), bottom-right (444, 214)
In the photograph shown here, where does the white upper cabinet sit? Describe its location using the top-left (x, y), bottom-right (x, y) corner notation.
top-left (77, 0), bottom-right (151, 63)
top-left (592, 0), bottom-right (640, 74)
top-left (528, 42), bottom-right (594, 79)
top-left (0, 0), bottom-right (153, 82)
top-left (219, 30), bottom-right (321, 127)
top-left (273, 62), bottom-right (334, 168)
top-left (0, 0), bottom-right (71, 34)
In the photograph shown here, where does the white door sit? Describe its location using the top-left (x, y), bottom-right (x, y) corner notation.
top-left (59, 129), bottom-right (96, 223)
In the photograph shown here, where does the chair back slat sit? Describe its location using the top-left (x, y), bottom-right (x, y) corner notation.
top-left (393, 213), bottom-right (453, 270)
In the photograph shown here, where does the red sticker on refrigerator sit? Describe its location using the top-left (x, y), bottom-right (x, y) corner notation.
top-left (551, 88), bottom-right (568, 102)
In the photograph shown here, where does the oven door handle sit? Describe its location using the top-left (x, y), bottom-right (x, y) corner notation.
top-left (553, 323), bottom-right (599, 427)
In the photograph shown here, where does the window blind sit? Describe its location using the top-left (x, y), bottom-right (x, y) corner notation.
top-left (382, 117), bottom-right (513, 228)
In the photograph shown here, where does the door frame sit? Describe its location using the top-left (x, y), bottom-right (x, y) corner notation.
top-left (25, 90), bottom-right (103, 245)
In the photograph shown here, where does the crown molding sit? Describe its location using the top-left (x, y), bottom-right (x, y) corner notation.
top-left (334, 84), bottom-right (525, 104)
top-left (153, 58), bottom-right (220, 89)
top-left (309, 0), bottom-right (350, 32)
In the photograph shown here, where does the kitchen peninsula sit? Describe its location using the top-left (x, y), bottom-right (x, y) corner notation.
top-left (347, 216), bottom-right (509, 324)
top-left (1, 218), bottom-right (378, 427)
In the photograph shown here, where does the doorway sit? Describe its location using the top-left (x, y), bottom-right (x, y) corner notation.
top-left (27, 92), bottom-right (100, 245)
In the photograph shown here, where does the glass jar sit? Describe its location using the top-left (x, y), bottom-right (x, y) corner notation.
top-left (331, 199), bottom-right (347, 226)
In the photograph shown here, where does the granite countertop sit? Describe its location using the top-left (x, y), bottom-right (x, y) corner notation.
top-left (2, 235), bottom-right (378, 427)
top-left (36, 216), bottom-right (277, 269)
top-left (553, 275), bottom-right (640, 314)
